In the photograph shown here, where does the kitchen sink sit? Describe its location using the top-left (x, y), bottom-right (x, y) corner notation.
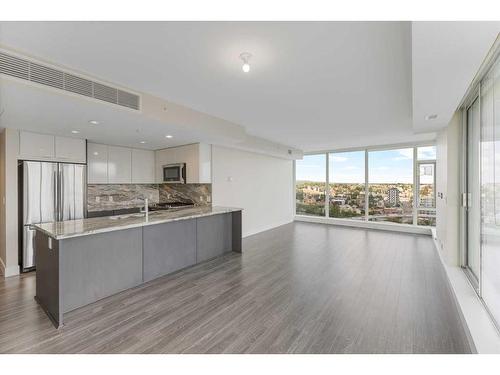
top-left (107, 211), bottom-right (168, 220)
top-left (108, 213), bottom-right (146, 220)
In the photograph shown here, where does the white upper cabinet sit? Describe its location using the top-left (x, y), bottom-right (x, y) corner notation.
top-left (87, 143), bottom-right (108, 184)
top-left (132, 149), bottom-right (155, 183)
top-left (155, 143), bottom-right (211, 183)
top-left (18, 131), bottom-right (86, 163)
top-left (19, 131), bottom-right (55, 160)
top-left (55, 136), bottom-right (86, 163)
top-left (87, 143), bottom-right (155, 184)
top-left (107, 146), bottom-right (132, 184)
top-left (198, 143), bottom-right (212, 183)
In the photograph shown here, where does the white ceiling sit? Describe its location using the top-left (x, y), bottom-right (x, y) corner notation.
top-left (0, 22), bottom-right (498, 153)
top-left (412, 21), bottom-right (500, 133)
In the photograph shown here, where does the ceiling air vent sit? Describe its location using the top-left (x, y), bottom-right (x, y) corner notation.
top-left (117, 89), bottom-right (140, 110)
top-left (0, 52), bottom-right (29, 80)
top-left (0, 50), bottom-right (140, 111)
top-left (30, 62), bottom-right (64, 89)
top-left (63, 73), bottom-right (93, 97)
top-left (93, 82), bottom-right (118, 104)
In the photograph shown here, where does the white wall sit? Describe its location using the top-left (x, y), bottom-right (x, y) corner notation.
top-left (435, 111), bottom-right (461, 266)
top-left (0, 128), bottom-right (19, 277)
top-left (211, 145), bottom-right (294, 237)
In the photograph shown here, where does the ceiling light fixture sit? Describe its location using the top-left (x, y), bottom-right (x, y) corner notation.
top-left (88, 120), bottom-right (99, 125)
top-left (140, 141), bottom-right (147, 144)
top-left (240, 52), bottom-right (252, 73)
top-left (425, 114), bottom-right (438, 120)
top-left (71, 130), bottom-right (80, 134)
top-left (165, 135), bottom-right (173, 139)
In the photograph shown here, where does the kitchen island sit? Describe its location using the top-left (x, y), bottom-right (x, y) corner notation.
top-left (32, 206), bottom-right (242, 328)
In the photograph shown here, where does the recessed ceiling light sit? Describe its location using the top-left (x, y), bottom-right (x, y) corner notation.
top-left (71, 130), bottom-right (80, 134)
top-left (240, 52), bottom-right (252, 73)
top-left (93, 152), bottom-right (99, 156)
top-left (88, 120), bottom-right (99, 125)
top-left (140, 141), bottom-right (147, 144)
top-left (165, 135), bottom-right (173, 139)
top-left (425, 114), bottom-right (438, 120)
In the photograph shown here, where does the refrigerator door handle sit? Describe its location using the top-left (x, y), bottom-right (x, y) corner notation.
top-left (59, 169), bottom-right (63, 222)
top-left (54, 169), bottom-right (59, 222)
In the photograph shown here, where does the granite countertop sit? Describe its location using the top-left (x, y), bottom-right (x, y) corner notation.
top-left (33, 206), bottom-right (242, 240)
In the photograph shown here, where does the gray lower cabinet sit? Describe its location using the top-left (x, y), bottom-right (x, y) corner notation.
top-left (60, 228), bottom-right (143, 313)
top-left (143, 219), bottom-right (197, 282)
top-left (196, 214), bottom-right (232, 262)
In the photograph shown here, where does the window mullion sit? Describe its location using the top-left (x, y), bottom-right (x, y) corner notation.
top-left (365, 149), bottom-right (369, 221)
top-left (325, 153), bottom-right (329, 218)
top-left (413, 147), bottom-right (418, 226)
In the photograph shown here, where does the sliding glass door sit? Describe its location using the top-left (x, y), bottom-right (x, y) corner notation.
top-left (478, 57), bottom-right (500, 325)
top-left (463, 53), bottom-right (500, 328)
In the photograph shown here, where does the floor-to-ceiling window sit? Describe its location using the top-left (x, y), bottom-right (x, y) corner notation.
top-left (368, 148), bottom-right (414, 224)
top-left (295, 154), bottom-right (326, 216)
top-left (328, 151), bottom-right (365, 219)
top-left (295, 144), bottom-right (436, 227)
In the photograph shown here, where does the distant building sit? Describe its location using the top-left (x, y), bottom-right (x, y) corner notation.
top-left (357, 192), bottom-right (365, 206)
top-left (388, 188), bottom-right (400, 206)
top-left (331, 196), bottom-right (346, 205)
top-left (419, 196), bottom-right (435, 208)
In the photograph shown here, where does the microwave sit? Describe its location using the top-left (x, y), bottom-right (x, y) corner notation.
top-left (162, 163), bottom-right (186, 183)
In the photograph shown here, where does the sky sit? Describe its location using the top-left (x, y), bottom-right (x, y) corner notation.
top-left (296, 147), bottom-right (436, 184)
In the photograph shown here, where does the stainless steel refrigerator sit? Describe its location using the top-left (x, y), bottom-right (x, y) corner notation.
top-left (20, 161), bottom-right (86, 272)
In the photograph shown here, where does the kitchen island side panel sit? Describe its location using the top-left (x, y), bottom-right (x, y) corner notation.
top-left (35, 231), bottom-right (62, 327)
top-left (231, 211), bottom-right (242, 253)
top-left (59, 227), bottom-right (143, 313)
top-left (143, 219), bottom-right (197, 282)
top-left (196, 213), bottom-right (232, 263)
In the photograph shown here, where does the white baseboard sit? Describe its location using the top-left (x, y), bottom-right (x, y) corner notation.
top-left (431, 229), bottom-right (500, 353)
top-left (295, 215), bottom-right (432, 235)
top-left (0, 257), bottom-right (20, 278)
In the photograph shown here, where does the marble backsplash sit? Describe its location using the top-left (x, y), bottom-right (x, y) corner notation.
top-left (87, 183), bottom-right (211, 212)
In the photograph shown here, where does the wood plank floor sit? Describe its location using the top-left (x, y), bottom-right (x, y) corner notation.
top-left (0, 222), bottom-right (471, 353)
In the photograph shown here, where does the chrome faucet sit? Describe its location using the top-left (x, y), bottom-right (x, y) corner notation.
top-left (141, 198), bottom-right (149, 221)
